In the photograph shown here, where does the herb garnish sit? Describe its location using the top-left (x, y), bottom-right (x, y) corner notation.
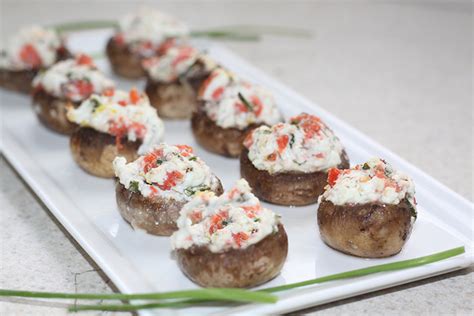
top-left (289, 134), bottom-right (295, 148)
top-left (184, 184), bottom-right (211, 197)
top-left (90, 98), bottom-right (101, 113)
top-left (405, 198), bottom-right (417, 219)
top-left (0, 247), bottom-right (464, 312)
top-left (362, 163), bottom-right (370, 170)
top-left (129, 181), bottom-right (139, 193)
top-left (189, 156), bottom-right (197, 161)
top-left (238, 92), bottom-right (254, 111)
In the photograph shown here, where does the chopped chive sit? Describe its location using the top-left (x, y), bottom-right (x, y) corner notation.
top-left (129, 181), bottom-right (139, 193)
top-left (238, 92), bottom-right (254, 111)
top-left (289, 134), bottom-right (295, 148)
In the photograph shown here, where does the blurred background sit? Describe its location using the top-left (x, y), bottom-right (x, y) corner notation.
top-left (1, 0), bottom-right (472, 314)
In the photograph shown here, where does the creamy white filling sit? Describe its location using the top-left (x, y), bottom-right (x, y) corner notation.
top-left (0, 25), bottom-right (63, 70)
top-left (321, 158), bottom-right (417, 208)
top-left (113, 144), bottom-right (221, 201)
top-left (245, 113), bottom-right (345, 174)
top-left (143, 44), bottom-right (199, 82)
top-left (67, 90), bottom-right (164, 154)
top-left (171, 179), bottom-right (280, 253)
top-left (32, 58), bottom-right (114, 102)
top-left (118, 7), bottom-right (188, 47)
top-left (199, 68), bottom-right (282, 130)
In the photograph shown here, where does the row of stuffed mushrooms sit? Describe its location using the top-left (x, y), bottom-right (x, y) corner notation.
top-left (1, 7), bottom-right (418, 289)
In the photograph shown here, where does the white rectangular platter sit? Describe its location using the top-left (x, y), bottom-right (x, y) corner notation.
top-left (0, 30), bottom-right (472, 315)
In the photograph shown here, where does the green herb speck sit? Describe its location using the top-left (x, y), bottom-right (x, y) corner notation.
top-left (129, 181), bottom-right (139, 193)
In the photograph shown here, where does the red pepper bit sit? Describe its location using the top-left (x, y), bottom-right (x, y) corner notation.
top-left (157, 170), bottom-right (184, 191)
top-left (290, 113), bottom-right (322, 139)
top-left (129, 88), bottom-right (140, 104)
top-left (243, 132), bottom-right (254, 148)
top-left (241, 205), bottom-right (261, 218)
top-left (208, 211), bottom-right (229, 235)
top-left (267, 152), bottom-right (277, 161)
top-left (103, 87), bottom-right (115, 97)
top-left (176, 145), bottom-right (194, 157)
top-left (76, 54), bottom-right (93, 66)
top-left (232, 232), bottom-right (249, 248)
top-left (171, 46), bottom-right (194, 68)
top-left (276, 135), bottom-right (289, 153)
top-left (157, 38), bottom-right (176, 55)
top-left (235, 100), bottom-right (249, 113)
top-left (327, 168), bottom-right (341, 186)
top-left (108, 118), bottom-right (128, 150)
top-left (19, 44), bottom-right (41, 68)
top-left (250, 95), bottom-right (263, 116)
top-left (129, 122), bottom-right (146, 139)
top-left (143, 149), bottom-right (164, 173)
top-left (189, 210), bottom-right (203, 224)
top-left (228, 188), bottom-right (240, 199)
top-left (198, 70), bottom-right (220, 98)
top-left (211, 86), bottom-right (225, 101)
top-left (67, 80), bottom-right (94, 99)
top-left (149, 186), bottom-right (158, 196)
top-left (114, 33), bottom-right (125, 45)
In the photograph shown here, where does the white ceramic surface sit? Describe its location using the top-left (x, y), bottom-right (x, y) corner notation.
top-left (0, 30), bottom-right (472, 315)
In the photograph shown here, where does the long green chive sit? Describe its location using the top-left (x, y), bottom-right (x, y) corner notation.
top-left (69, 299), bottom-right (201, 312)
top-left (262, 246), bottom-right (465, 293)
top-left (52, 20), bottom-right (118, 33)
top-left (0, 247), bottom-right (465, 313)
top-left (0, 288), bottom-right (276, 303)
top-left (199, 25), bottom-right (312, 38)
top-left (49, 20), bottom-right (311, 41)
top-left (190, 30), bottom-right (261, 41)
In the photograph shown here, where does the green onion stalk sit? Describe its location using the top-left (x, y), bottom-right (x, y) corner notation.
top-left (50, 21), bottom-right (312, 41)
top-left (0, 246), bottom-right (465, 312)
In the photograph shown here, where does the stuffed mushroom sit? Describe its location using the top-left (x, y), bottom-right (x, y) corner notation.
top-left (106, 8), bottom-right (189, 79)
top-left (171, 179), bottom-right (288, 288)
top-left (241, 113), bottom-right (349, 206)
top-left (32, 54), bottom-right (114, 134)
top-left (317, 158), bottom-right (417, 258)
top-left (191, 68), bottom-right (282, 157)
top-left (67, 88), bottom-right (164, 178)
top-left (0, 25), bottom-right (70, 94)
top-left (143, 42), bottom-right (217, 119)
top-left (113, 143), bottom-right (224, 236)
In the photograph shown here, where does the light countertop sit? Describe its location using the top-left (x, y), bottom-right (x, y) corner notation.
top-left (1, 0), bottom-right (472, 315)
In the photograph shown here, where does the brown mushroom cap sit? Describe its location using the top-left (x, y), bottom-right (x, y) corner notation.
top-left (176, 223), bottom-right (288, 288)
top-left (32, 89), bottom-right (80, 134)
top-left (145, 79), bottom-right (197, 119)
top-left (1, 47), bottom-right (71, 94)
top-left (70, 127), bottom-right (140, 178)
top-left (115, 180), bottom-right (224, 236)
top-left (240, 148), bottom-right (350, 206)
top-left (106, 37), bottom-right (145, 79)
top-left (145, 61), bottom-right (212, 119)
top-left (317, 199), bottom-right (415, 258)
top-left (0, 68), bottom-right (37, 94)
top-left (191, 105), bottom-right (262, 158)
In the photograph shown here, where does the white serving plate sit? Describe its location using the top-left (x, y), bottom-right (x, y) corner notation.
top-left (0, 30), bottom-right (472, 315)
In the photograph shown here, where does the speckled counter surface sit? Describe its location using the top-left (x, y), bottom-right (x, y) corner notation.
top-left (0, 1), bottom-right (472, 315)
